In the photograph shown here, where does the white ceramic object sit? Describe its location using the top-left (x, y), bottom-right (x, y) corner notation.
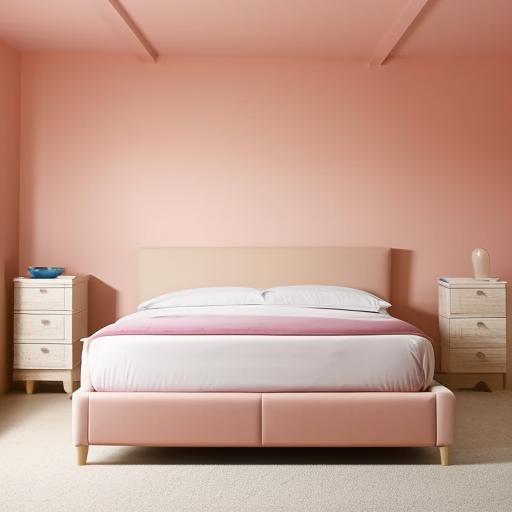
top-left (472, 248), bottom-right (490, 279)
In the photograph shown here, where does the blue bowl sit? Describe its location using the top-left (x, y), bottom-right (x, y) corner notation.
top-left (28, 266), bottom-right (65, 279)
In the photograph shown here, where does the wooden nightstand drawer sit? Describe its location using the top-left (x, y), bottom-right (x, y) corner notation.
top-left (14, 313), bottom-right (66, 341)
top-left (448, 318), bottom-right (506, 348)
top-left (14, 286), bottom-right (66, 311)
top-left (13, 342), bottom-right (81, 370)
top-left (449, 288), bottom-right (505, 316)
top-left (14, 311), bottom-right (87, 343)
top-left (448, 348), bottom-right (506, 373)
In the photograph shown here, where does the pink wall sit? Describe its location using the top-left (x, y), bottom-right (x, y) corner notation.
top-left (19, 55), bottom-right (512, 376)
top-left (0, 40), bottom-right (20, 394)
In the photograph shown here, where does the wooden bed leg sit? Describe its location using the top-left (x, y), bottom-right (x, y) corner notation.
top-left (439, 446), bottom-right (450, 466)
top-left (26, 380), bottom-right (35, 395)
top-left (77, 446), bottom-right (89, 466)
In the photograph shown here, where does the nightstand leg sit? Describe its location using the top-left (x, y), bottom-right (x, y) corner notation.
top-left (26, 380), bottom-right (35, 394)
top-left (63, 379), bottom-right (74, 394)
top-left (439, 446), bottom-right (450, 466)
top-left (76, 446), bottom-right (89, 466)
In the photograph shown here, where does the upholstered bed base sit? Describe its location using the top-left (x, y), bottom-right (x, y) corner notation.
top-left (72, 383), bottom-right (455, 466)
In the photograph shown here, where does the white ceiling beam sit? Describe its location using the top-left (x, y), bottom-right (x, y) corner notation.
top-left (106, 0), bottom-right (158, 62)
top-left (90, 0), bottom-right (158, 62)
top-left (370, 0), bottom-right (429, 66)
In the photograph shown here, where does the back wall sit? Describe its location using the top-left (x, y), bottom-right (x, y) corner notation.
top-left (19, 55), bottom-right (512, 376)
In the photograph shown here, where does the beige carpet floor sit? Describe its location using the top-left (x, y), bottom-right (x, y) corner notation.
top-left (1, 385), bottom-right (512, 512)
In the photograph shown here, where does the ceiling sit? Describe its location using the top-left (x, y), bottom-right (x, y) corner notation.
top-left (0, 0), bottom-right (511, 63)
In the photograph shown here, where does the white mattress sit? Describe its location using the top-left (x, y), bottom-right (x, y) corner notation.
top-left (81, 305), bottom-right (435, 393)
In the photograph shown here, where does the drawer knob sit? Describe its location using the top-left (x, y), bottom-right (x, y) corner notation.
top-left (476, 290), bottom-right (486, 297)
top-left (476, 321), bottom-right (487, 328)
top-left (40, 348), bottom-right (50, 354)
top-left (41, 319), bottom-right (50, 326)
top-left (476, 351), bottom-right (486, 360)
top-left (39, 289), bottom-right (48, 294)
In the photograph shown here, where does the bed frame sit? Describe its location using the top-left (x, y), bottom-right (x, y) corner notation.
top-left (72, 247), bottom-right (455, 466)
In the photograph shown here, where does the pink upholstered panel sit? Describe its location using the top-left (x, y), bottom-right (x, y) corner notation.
top-left (431, 384), bottom-right (456, 446)
top-left (262, 392), bottom-right (436, 447)
top-left (73, 386), bottom-right (454, 451)
top-left (71, 391), bottom-right (89, 446)
top-left (88, 392), bottom-right (262, 447)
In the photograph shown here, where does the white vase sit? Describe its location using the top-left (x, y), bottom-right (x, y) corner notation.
top-left (472, 248), bottom-right (490, 279)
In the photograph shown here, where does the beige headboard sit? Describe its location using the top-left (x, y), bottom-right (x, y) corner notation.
top-left (138, 247), bottom-right (391, 303)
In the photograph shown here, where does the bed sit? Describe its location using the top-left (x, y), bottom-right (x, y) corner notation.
top-left (72, 247), bottom-right (455, 465)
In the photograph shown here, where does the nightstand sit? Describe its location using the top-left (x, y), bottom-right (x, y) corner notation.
top-left (13, 275), bottom-right (88, 394)
top-left (438, 278), bottom-right (507, 390)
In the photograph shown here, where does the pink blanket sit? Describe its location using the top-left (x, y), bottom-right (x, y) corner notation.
top-left (89, 314), bottom-right (430, 341)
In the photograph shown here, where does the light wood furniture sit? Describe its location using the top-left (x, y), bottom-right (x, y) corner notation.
top-left (439, 446), bottom-right (450, 466)
top-left (13, 275), bottom-right (88, 394)
top-left (438, 278), bottom-right (507, 389)
top-left (76, 446), bottom-right (89, 466)
top-left (73, 248), bottom-right (455, 466)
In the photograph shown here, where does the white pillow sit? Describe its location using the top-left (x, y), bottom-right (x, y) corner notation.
top-left (262, 285), bottom-right (390, 312)
top-left (138, 286), bottom-right (264, 310)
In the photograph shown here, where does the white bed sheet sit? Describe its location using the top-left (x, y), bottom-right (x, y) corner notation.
top-left (81, 305), bottom-right (435, 393)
